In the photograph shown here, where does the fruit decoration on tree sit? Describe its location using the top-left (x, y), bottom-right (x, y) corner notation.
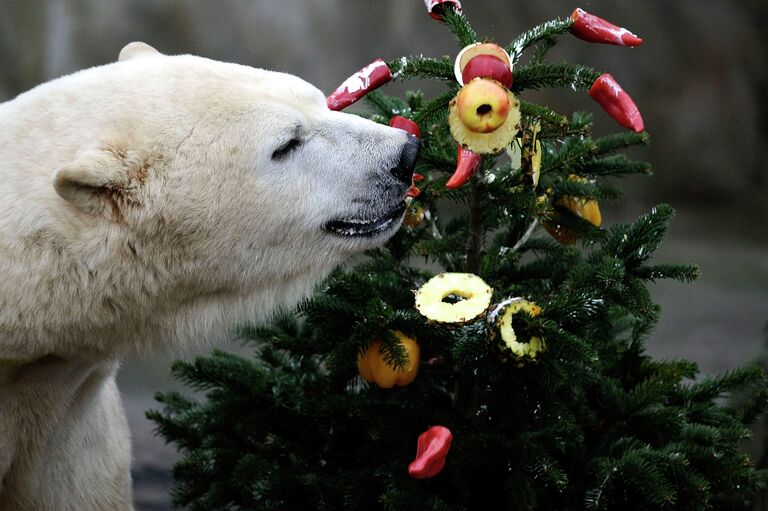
top-left (326, 59), bottom-right (392, 111)
top-left (570, 8), bottom-right (644, 47)
top-left (445, 146), bottom-right (482, 189)
top-left (415, 273), bottom-right (492, 324)
top-left (449, 42), bottom-right (520, 155)
top-left (356, 331), bottom-right (421, 388)
top-left (389, 115), bottom-right (422, 138)
top-left (507, 122), bottom-right (542, 188)
top-left (488, 298), bottom-right (545, 360)
top-left (589, 73), bottom-right (644, 132)
top-left (454, 42), bottom-right (513, 87)
top-left (543, 174), bottom-right (603, 245)
top-left (408, 425), bottom-right (453, 479)
top-left (403, 202), bottom-right (426, 228)
top-left (424, 0), bottom-right (462, 21)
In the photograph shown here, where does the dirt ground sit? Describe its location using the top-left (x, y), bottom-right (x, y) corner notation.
top-left (121, 203), bottom-right (768, 510)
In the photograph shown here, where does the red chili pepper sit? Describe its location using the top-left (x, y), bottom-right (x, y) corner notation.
top-left (327, 59), bottom-right (393, 111)
top-left (389, 116), bottom-right (422, 139)
top-left (406, 185), bottom-right (421, 198)
top-left (424, 0), bottom-right (462, 21)
top-left (445, 147), bottom-right (482, 189)
top-left (570, 8), bottom-right (643, 47)
top-left (408, 425), bottom-right (453, 479)
top-left (589, 73), bottom-right (644, 133)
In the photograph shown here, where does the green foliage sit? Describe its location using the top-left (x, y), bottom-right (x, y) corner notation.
top-left (512, 62), bottom-right (601, 93)
top-left (151, 7), bottom-right (767, 511)
top-left (507, 17), bottom-right (574, 64)
top-left (387, 56), bottom-right (455, 83)
top-left (442, 8), bottom-right (477, 48)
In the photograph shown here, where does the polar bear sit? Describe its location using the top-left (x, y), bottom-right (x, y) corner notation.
top-left (0, 42), bottom-right (418, 510)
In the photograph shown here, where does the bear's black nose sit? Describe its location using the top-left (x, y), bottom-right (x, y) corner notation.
top-left (392, 135), bottom-right (420, 184)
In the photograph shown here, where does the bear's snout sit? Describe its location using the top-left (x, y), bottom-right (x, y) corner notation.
top-left (391, 136), bottom-right (420, 185)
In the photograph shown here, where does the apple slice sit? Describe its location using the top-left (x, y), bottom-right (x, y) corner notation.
top-left (461, 54), bottom-right (513, 88)
top-left (454, 42), bottom-right (512, 85)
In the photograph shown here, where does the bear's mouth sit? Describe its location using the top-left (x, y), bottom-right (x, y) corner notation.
top-left (325, 202), bottom-right (406, 238)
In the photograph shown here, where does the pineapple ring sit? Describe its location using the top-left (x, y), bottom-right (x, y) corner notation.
top-left (448, 90), bottom-right (521, 154)
top-left (488, 298), bottom-right (545, 359)
top-left (415, 273), bottom-right (492, 324)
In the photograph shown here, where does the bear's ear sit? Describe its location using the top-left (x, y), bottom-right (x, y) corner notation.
top-left (118, 42), bottom-right (161, 62)
top-left (53, 146), bottom-right (150, 220)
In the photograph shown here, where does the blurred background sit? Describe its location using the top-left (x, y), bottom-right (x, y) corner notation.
top-left (1, 1), bottom-right (766, 509)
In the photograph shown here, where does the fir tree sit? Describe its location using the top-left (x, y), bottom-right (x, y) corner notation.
top-left (149, 6), bottom-right (768, 510)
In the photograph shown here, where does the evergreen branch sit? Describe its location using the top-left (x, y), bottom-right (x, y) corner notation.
top-left (577, 155), bottom-right (652, 177)
top-left (539, 124), bottom-right (592, 140)
top-left (442, 8), bottom-right (478, 48)
top-left (363, 90), bottom-right (409, 118)
top-left (595, 132), bottom-right (651, 154)
top-left (507, 18), bottom-right (574, 64)
top-left (685, 366), bottom-right (765, 401)
top-left (736, 385), bottom-right (768, 425)
top-left (516, 235), bottom-right (563, 254)
top-left (601, 205), bottom-right (676, 268)
top-left (406, 90), bottom-right (425, 111)
top-left (418, 140), bottom-right (457, 171)
top-left (170, 350), bottom-right (260, 393)
top-left (541, 137), bottom-right (597, 175)
top-left (387, 55), bottom-right (455, 82)
top-left (634, 264), bottom-right (700, 283)
top-left (511, 62), bottom-right (601, 93)
top-left (553, 179), bottom-right (619, 201)
top-left (412, 90), bottom-right (456, 128)
top-left (530, 36), bottom-right (558, 65)
top-left (520, 100), bottom-right (568, 126)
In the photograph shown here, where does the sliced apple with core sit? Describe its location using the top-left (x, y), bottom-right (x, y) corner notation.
top-left (457, 78), bottom-right (510, 133)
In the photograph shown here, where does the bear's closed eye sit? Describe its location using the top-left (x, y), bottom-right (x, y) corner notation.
top-left (272, 138), bottom-right (303, 160)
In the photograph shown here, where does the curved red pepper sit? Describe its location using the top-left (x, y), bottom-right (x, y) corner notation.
top-left (408, 174), bottom-right (425, 197)
top-left (408, 425), bottom-right (453, 479)
top-left (445, 147), bottom-right (482, 189)
top-left (327, 59), bottom-right (393, 111)
top-left (389, 116), bottom-right (422, 139)
top-left (570, 8), bottom-right (643, 47)
top-left (589, 73), bottom-right (644, 133)
top-left (424, 0), bottom-right (462, 21)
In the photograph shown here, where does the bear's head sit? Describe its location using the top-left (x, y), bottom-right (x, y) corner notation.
top-left (41, 42), bottom-right (418, 349)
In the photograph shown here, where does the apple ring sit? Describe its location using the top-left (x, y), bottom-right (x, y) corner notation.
top-left (415, 272), bottom-right (492, 324)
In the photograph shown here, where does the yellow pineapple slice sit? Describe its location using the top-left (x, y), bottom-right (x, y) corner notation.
top-left (415, 273), bottom-right (492, 324)
top-left (488, 297), bottom-right (545, 359)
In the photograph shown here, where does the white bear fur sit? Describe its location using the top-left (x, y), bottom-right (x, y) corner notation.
top-left (0, 43), bottom-right (411, 510)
